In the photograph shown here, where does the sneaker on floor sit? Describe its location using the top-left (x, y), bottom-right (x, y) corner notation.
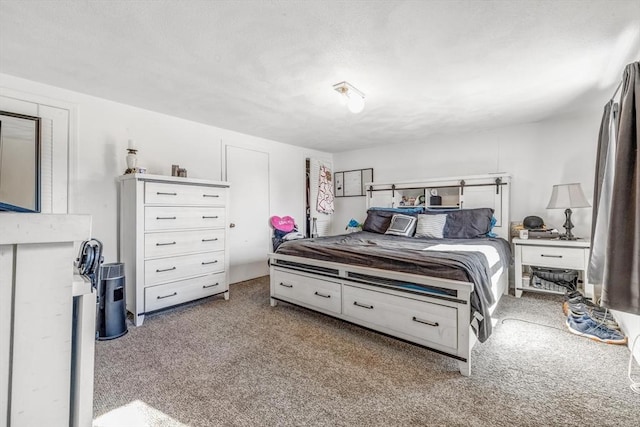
top-left (566, 314), bottom-right (627, 345)
top-left (564, 301), bottom-right (620, 329)
top-left (586, 307), bottom-right (620, 330)
top-left (562, 292), bottom-right (613, 316)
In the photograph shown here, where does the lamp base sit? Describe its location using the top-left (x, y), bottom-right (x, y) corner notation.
top-left (558, 233), bottom-right (579, 241)
top-left (561, 208), bottom-right (577, 240)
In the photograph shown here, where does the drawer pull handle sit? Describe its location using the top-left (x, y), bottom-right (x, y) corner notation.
top-left (156, 241), bottom-right (177, 246)
top-left (156, 266), bottom-right (176, 273)
top-left (202, 238), bottom-right (219, 242)
top-left (203, 194), bottom-right (220, 198)
top-left (353, 301), bottom-right (374, 309)
top-left (314, 291), bottom-right (331, 298)
top-left (541, 254), bottom-right (563, 258)
top-left (156, 192), bottom-right (177, 196)
top-left (202, 216), bottom-right (219, 219)
top-left (156, 216), bottom-right (177, 220)
top-left (203, 282), bottom-right (219, 289)
top-left (412, 316), bottom-right (439, 327)
top-left (157, 292), bottom-right (177, 299)
top-left (201, 260), bottom-right (218, 265)
top-left (279, 282), bottom-right (293, 288)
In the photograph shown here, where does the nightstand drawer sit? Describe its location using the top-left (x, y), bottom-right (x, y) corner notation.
top-left (521, 245), bottom-right (585, 269)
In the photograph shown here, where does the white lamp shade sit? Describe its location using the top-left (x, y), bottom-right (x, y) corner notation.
top-left (347, 93), bottom-right (365, 113)
top-left (546, 183), bottom-right (591, 209)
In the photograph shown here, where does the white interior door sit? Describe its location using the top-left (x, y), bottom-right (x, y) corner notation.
top-left (225, 146), bottom-right (270, 284)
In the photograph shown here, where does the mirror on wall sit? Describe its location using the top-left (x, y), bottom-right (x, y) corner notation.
top-left (0, 111), bottom-right (41, 212)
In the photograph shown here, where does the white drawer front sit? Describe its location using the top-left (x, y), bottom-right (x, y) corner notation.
top-left (521, 245), bottom-right (585, 270)
top-left (145, 272), bottom-right (227, 312)
top-left (145, 229), bottom-right (225, 258)
top-left (145, 206), bottom-right (225, 231)
top-left (273, 269), bottom-right (341, 314)
top-left (145, 252), bottom-right (225, 285)
top-left (343, 284), bottom-right (458, 350)
top-left (145, 182), bottom-right (227, 205)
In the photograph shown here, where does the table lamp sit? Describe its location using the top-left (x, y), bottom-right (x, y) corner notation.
top-left (546, 183), bottom-right (591, 240)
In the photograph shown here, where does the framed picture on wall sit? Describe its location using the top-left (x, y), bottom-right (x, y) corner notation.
top-left (335, 168), bottom-right (373, 197)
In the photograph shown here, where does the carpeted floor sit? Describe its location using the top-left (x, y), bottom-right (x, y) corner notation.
top-left (93, 276), bottom-right (639, 427)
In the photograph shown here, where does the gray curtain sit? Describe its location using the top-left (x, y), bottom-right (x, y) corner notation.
top-left (588, 101), bottom-right (617, 286)
top-left (598, 61), bottom-right (640, 314)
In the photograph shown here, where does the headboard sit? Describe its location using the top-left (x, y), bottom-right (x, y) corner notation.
top-left (365, 173), bottom-right (511, 240)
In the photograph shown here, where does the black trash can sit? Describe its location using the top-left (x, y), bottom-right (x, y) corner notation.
top-left (97, 263), bottom-right (128, 340)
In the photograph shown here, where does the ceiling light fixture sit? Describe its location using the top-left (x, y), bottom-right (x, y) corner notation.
top-left (333, 81), bottom-right (365, 114)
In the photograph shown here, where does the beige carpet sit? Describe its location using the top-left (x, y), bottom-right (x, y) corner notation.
top-left (93, 276), bottom-right (638, 427)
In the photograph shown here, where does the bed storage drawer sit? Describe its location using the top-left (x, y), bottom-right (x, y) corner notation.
top-left (145, 229), bottom-right (225, 258)
top-left (145, 182), bottom-right (227, 205)
top-left (145, 272), bottom-right (227, 312)
top-left (520, 245), bottom-right (585, 270)
top-left (273, 269), bottom-right (341, 314)
top-left (343, 284), bottom-right (458, 350)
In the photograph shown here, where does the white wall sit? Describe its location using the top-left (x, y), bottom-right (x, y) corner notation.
top-left (0, 73), bottom-right (330, 264)
top-left (332, 111), bottom-right (601, 237)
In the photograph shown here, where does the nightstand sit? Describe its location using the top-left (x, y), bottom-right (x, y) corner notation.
top-left (513, 238), bottom-right (592, 299)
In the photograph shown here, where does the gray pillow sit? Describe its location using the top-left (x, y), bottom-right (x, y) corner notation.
top-left (443, 208), bottom-right (494, 239)
top-left (362, 210), bottom-right (395, 233)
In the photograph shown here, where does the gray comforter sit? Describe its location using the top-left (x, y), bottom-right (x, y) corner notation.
top-left (275, 231), bottom-right (512, 342)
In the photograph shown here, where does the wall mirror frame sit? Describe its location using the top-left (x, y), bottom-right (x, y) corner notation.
top-left (0, 110), bottom-right (41, 212)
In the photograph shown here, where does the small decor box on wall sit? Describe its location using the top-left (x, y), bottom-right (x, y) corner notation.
top-left (335, 168), bottom-right (373, 197)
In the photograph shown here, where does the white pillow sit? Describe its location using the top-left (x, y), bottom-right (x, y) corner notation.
top-left (415, 214), bottom-right (447, 238)
top-left (385, 214), bottom-right (417, 237)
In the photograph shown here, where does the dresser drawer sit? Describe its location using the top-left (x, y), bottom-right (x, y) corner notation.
top-left (343, 284), bottom-right (458, 350)
top-left (145, 229), bottom-right (225, 258)
top-left (145, 252), bottom-right (225, 285)
top-left (273, 269), bottom-right (341, 314)
top-left (145, 206), bottom-right (225, 231)
top-left (145, 182), bottom-right (227, 205)
top-left (145, 272), bottom-right (227, 312)
top-left (521, 245), bottom-right (585, 270)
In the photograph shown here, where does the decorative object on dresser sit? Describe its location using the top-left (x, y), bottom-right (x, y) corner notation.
top-left (546, 183), bottom-right (591, 240)
top-left (513, 238), bottom-right (593, 299)
top-left (125, 139), bottom-right (138, 174)
top-left (118, 173), bottom-right (230, 326)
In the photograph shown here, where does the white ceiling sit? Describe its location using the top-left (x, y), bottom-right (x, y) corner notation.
top-left (1, 1), bottom-right (639, 153)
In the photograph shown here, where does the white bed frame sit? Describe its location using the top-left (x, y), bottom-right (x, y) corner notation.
top-left (269, 173), bottom-right (510, 376)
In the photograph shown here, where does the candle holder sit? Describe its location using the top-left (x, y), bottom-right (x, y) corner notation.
top-left (125, 148), bottom-right (138, 174)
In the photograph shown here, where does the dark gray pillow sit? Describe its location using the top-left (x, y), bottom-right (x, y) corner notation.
top-left (362, 210), bottom-right (395, 233)
top-left (362, 209), bottom-right (420, 234)
top-left (443, 208), bottom-right (495, 239)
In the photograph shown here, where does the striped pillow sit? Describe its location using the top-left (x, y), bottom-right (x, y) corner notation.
top-left (415, 214), bottom-right (447, 238)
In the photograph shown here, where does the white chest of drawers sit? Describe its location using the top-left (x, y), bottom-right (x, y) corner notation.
top-left (119, 174), bottom-right (231, 326)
